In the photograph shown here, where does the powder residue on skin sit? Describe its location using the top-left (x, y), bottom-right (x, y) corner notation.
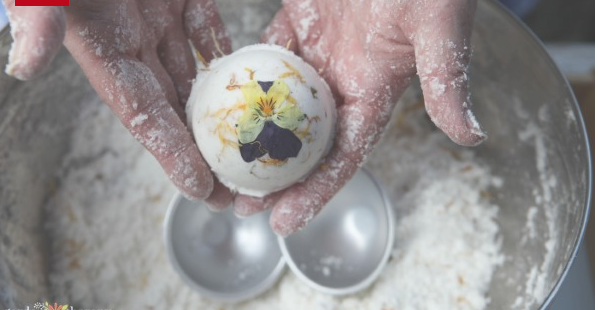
top-left (295, 0), bottom-right (320, 42)
top-left (129, 113), bottom-right (148, 127)
top-left (45, 88), bottom-right (504, 309)
top-left (429, 76), bottom-right (446, 99)
top-left (5, 6), bottom-right (65, 80)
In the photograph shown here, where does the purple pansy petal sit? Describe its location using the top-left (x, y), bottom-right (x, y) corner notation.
top-left (239, 121), bottom-right (302, 162)
top-left (258, 81), bottom-right (274, 93)
top-left (240, 140), bottom-right (268, 162)
top-left (264, 122), bottom-right (302, 160)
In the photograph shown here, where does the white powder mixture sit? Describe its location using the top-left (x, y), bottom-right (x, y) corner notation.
top-left (45, 91), bottom-right (504, 309)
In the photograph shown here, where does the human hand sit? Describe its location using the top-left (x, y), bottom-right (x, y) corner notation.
top-left (3, 0), bottom-right (232, 202)
top-left (233, 0), bottom-right (486, 236)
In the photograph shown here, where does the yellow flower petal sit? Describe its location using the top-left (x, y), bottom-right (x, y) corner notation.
top-left (241, 80), bottom-right (264, 110)
top-left (274, 103), bottom-right (306, 130)
top-left (266, 80), bottom-right (290, 110)
top-left (236, 108), bottom-right (265, 144)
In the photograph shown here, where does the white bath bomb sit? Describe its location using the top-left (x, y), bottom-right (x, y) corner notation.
top-left (187, 44), bottom-right (336, 197)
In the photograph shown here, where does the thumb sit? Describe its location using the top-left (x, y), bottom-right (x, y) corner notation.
top-left (261, 9), bottom-right (298, 52)
top-left (3, 4), bottom-right (65, 80)
top-left (412, 1), bottom-right (486, 146)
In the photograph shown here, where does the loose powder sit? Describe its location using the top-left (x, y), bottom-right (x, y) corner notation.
top-left (45, 89), bottom-right (504, 309)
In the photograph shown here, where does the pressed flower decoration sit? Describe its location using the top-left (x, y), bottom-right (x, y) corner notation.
top-left (236, 79), bottom-right (307, 162)
top-left (44, 302), bottom-right (69, 310)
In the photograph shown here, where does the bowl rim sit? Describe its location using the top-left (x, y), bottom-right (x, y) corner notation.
top-left (162, 193), bottom-right (287, 303)
top-left (277, 168), bottom-right (396, 296)
top-left (1, 0), bottom-right (590, 307)
top-left (481, 1), bottom-right (593, 309)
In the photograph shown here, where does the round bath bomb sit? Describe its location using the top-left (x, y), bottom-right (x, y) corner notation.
top-left (187, 44), bottom-right (336, 197)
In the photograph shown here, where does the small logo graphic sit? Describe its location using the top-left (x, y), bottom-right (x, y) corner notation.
top-left (15, 0), bottom-right (69, 6)
top-left (33, 302), bottom-right (69, 310)
top-left (5, 301), bottom-right (110, 310)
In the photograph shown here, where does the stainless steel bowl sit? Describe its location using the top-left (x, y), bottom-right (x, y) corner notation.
top-left (278, 169), bottom-right (394, 295)
top-left (164, 195), bottom-right (285, 303)
top-left (0, 0), bottom-right (591, 309)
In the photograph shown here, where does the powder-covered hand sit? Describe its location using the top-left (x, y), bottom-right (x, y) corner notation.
top-left (3, 0), bottom-right (231, 202)
top-left (234, 0), bottom-right (487, 236)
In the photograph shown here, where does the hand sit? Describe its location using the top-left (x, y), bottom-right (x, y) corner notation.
top-left (3, 0), bottom-right (233, 202)
top-left (233, 0), bottom-right (486, 236)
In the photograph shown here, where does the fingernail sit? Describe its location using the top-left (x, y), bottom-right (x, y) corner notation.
top-left (5, 39), bottom-right (27, 80)
top-left (233, 204), bottom-right (256, 218)
top-left (272, 221), bottom-right (302, 237)
top-left (205, 200), bottom-right (227, 212)
top-left (5, 57), bottom-right (21, 78)
top-left (5, 10), bottom-right (30, 80)
top-left (233, 211), bottom-right (247, 219)
top-left (465, 108), bottom-right (488, 144)
top-left (270, 209), bottom-right (306, 237)
top-left (272, 224), bottom-right (292, 237)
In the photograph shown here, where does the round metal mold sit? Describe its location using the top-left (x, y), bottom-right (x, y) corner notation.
top-left (163, 194), bottom-right (285, 303)
top-left (278, 169), bottom-right (395, 295)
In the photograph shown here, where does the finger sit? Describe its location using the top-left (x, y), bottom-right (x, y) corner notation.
top-left (271, 2), bottom-right (339, 100)
top-left (62, 1), bottom-right (214, 200)
top-left (270, 91), bottom-right (395, 236)
top-left (156, 30), bottom-right (197, 111)
top-left (64, 22), bottom-right (214, 199)
top-left (278, 0), bottom-right (321, 49)
top-left (3, 3), bottom-right (65, 80)
top-left (261, 9), bottom-right (298, 52)
top-left (183, 0), bottom-right (231, 61)
top-left (204, 177), bottom-right (234, 211)
top-left (140, 0), bottom-right (199, 111)
top-left (99, 57), bottom-right (214, 200)
top-left (233, 191), bottom-right (284, 217)
top-left (269, 142), bottom-right (357, 237)
top-left (138, 47), bottom-right (186, 121)
top-left (411, 0), bottom-right (486, 146)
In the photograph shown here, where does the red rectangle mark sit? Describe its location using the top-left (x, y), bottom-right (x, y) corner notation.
top-left (15, 0), bottom-right (69, 6)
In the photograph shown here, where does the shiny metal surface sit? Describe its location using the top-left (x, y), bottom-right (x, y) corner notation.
top-left (279, 169), bottom-right (394, 295)
top-left (469, 2), bottom-right (591, 309)
top-left (0, 0), bottom-right (592, 309)
top-left (164, 195), bottom-right (285, 302)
